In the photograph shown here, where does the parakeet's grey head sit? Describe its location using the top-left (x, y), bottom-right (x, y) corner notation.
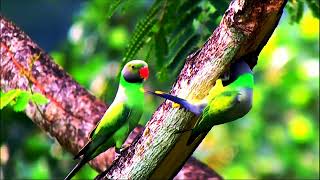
top-left (122, 60), bottom-right (149, 83)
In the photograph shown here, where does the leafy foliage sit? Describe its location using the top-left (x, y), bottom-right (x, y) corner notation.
top-left (0, 89), bottom-right (48, 112)
top-left (106, 0), bottom-right (128, 18)
top-left (286, 0), bottom-right (305, 23)
top-left (305, 0), bottom-right (320, 18)
top-left (286, 0), bottom-right (320, 23)
top-left (122, 0), bottom-right (161, 63)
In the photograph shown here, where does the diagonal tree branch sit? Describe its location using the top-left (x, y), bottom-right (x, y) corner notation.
top-left (101, 0), bottom-right (288, 179)
top-left (0, 15), bottom-right (221, 179)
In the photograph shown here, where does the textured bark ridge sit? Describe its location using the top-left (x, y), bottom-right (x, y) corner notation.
top-left (101, 0), bottom-right (287, 179)
top-left (0, 15), bottom-right (221, 178)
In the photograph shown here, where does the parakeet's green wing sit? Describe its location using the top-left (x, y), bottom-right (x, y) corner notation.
top-left (199, 89), bottom-right (240, 127)
top-left (74, 102), bottom-right (131, 159)
top-left (91, 102), bottom-right (131, 139)
top-left (187, 89), bottom-right (240, 145)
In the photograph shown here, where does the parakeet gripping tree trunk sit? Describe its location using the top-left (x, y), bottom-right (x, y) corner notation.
top-left (147, 59), bottom-right (253, 145)
top-left (64, 60), bottom-right (149, 180)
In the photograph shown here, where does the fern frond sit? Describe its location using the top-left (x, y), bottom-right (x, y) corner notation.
top-left (122, 1), bottom-right (162, 63)
top-left (170, 7), bottom-right (202, 41)
top-left (168, 34), bottom-right (200, 74)
top-left (106, 0), bottom-right (128, 18)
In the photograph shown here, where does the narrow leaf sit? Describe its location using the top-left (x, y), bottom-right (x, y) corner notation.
top-left (305, 0), bottom-right (320, 18)
top-left (168, 34), bottom-right (200, 74)
top-left (208, 0), bottom-right (229, 13)
top-left (123, 1), bottom-right (161, 63)
top-left (0, 89), bottom-right (21, 109)
top-left (154, 27), bottom-right (168, 66)
top-left (177, 0), bottom-right (202, 16)
top-left (170, 7), bottom-right (202, 40)
top-left (31, 93), bottom-right (49, 105)
top-left (107, 0), bottom-right (128, 18)
top-left (13, 92), bottom-right (31, 112)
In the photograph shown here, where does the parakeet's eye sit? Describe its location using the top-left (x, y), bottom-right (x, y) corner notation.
top-left (132, 65), bottom-right (135, 69)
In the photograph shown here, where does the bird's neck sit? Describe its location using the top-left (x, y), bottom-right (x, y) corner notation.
top-left (228, 73), bottom-right (254, 89)
top-left (117, 76), bottom-right (144, 107)
top-left (224, 60), bottom-right (254, 89)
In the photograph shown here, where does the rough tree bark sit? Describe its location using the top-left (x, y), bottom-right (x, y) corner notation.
top-left (0, 13), bottom-right (220, 180)
top-left (99, 0), bottom-right (288, 179)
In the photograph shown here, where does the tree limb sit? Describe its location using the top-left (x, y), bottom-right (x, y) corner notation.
top-left (0, 15), bottom-right (220, 179)
top-left (101, 0), bottom-right (288, 179)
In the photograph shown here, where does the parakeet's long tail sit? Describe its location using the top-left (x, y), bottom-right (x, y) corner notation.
top-left (145, 90), bottom-right (205, 116)
top-left (74, 140), bottom-right (92, 160)
top-left (64, 157), bottom-right (86, 180)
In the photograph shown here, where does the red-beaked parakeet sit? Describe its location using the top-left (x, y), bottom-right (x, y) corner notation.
top-left (147, 60), bottom-right (253, 145)
top-left (64, 60), bottom-right (149, 180)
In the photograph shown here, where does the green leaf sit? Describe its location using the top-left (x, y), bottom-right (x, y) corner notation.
top-left (168, 26), bottom-right (195, 63)
top-left (31, 93), bottom-right (49, 105)
top-left (170, 6), bottom-right (202, 40)
top-left (154, 27), bottom-right (168, 66)
top-left (177, 0), bottom-right (202, 16)
top-left (122, 1), bottom-right (161, 63)
top-left (168, 34), bottom-right (200, 75)
top-left (13, 92), bottom-right (31, 112)
top-left (106, 0), bottom-right (128, 18)
top-left (157, 25), bottom-right (200, 81)
top-left (305, 0), bottom-right (320, 18)
top-left (204, 12), bottom-right (221, 31)
top-left (0, 89), bottom-right (22, 109)
top-left (286, 0), bottom-right (305, 23)
top-left (208, 0), bottom-right (229, 13)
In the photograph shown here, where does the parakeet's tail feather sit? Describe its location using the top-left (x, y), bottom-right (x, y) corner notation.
top-left (74, 140), bottom-right (92, 160)
top-left (64, 157), bottom-right (86, 180)
top-left (145, 90), bottom-right (205, 116)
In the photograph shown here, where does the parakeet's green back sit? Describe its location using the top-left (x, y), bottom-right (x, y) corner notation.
top-left (90, 102), bottom-right (130, 139)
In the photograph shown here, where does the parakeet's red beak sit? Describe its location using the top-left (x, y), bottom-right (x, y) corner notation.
top-left (139, 67), bottom-right (149, 80)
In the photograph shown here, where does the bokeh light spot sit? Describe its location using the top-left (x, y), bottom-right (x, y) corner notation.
top-left (288, 113), bottom-right (314, 143)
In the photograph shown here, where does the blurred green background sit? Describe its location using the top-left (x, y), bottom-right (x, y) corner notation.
top-left (1, 0), bottom-right (319, 179)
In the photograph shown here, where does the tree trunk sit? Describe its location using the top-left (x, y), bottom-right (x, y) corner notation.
top-left (100, 0), bottom-right (287, 179)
